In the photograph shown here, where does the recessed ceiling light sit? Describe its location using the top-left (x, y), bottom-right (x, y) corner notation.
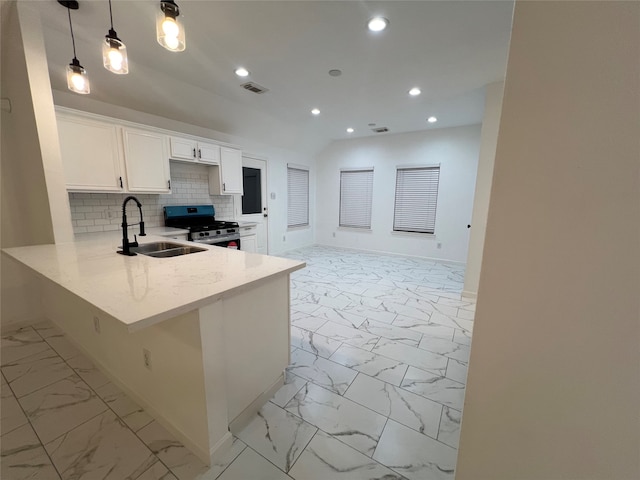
top-left (427, 116), bottom-right (438, 123)
top-left (235, 67), bottom-right (250, 77)
top-left (367, 17), bottom-right (388, 32)
top-left (409, 87), bottom-right (421, 96)
top-left (329, 69), bottom-right (342, 77)
top-left (368, 123), bottom-right (376, 127)
top-left (346, 127), bottom-right (354, 133)
top-left (311, 108), bottom-right (320, 115)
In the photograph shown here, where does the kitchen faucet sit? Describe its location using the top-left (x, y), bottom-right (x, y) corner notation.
top-left (118, 196), bottom-right (146, 256)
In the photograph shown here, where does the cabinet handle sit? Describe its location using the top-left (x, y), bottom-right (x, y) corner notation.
top-left (198, 149), bottom-right (202, 158)
top-left (223, 182), bottom-right (226, 192)
top-left (168, 179), bottom-right (171, 189)
top-left (193, 148), bottom-right (196, 158)
top-left (119, 176), bottom-right (123, 188)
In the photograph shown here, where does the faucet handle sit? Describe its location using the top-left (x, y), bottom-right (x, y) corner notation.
top-left (131, 234), bottom-right (139, 247)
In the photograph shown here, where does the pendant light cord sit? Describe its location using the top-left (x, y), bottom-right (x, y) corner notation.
top-left (108, 0), bottom-right (114, 30)
top-left (67, 7), bottom-right (78, 60)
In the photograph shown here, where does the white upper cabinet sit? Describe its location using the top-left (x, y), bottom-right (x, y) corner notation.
top-left (169, 136), bottom-right (220, 165)
top-left (122, 128), bottom-right (171, 193)
top-left (169, 136), bottom-right (197, 162)
top-left (57, 114), bottom-right (125, 192)
top-left (197, 141), bottom-right (221, 165)
top-left (220, 147), bottom-right (243, 194)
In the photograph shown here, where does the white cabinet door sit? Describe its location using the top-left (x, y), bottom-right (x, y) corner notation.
top-left (242, 234), bottom-right (257, 253)
top-left (57, 115), bottom-right (124, 192)
top-left (169, 136), bottom-right (197, 162)
top-left (123, 128), bottom-right (171, 193)
top-left (197, 142), bottom-right (220, 165)
top-left (220, 147), bottom-right (243, 194)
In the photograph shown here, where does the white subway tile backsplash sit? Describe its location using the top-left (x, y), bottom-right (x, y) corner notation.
top-left (69, 162), bottom-right (235, 230)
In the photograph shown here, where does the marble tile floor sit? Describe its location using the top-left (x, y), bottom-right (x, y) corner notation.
top-left (1, 245), bottom-right (473, 480)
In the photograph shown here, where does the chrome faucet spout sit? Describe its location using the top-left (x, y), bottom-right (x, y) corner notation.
top-left (118, 196), bottom-right (146, 256)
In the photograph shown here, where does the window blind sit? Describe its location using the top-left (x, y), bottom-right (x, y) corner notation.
top-left (287, 166), bottom-right (309, 227)
top-left (339, 169), bottom-right (374, 229)
top-left (393, 166), bottom-right (440, 234)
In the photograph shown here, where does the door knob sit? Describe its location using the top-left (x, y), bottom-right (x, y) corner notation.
top-left (263, 214), bottom-right (268, 218)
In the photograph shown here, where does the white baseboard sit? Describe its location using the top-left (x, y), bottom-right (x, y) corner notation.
top-left (314, 243), bottom-right (466, 266)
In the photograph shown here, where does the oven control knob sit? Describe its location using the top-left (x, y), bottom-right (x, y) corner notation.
top-left (199, 233), bottom-right (204, 237)
top-left (216, 230), bottom-right (221, 235)
top-left (205, 232), bottom-right (210, 236)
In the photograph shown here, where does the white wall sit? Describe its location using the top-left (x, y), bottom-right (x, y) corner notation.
top-left (456, 1), bottom-right (640, 479)
top-left (53, 91), bottom-right (316, 255)
top-left (462, 81), bottom-right (504, 297)
top-left (315, 126), bottom-right (480, 263)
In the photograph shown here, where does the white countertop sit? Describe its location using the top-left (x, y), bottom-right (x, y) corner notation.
top-left (2, 235), bottom-right (304, 332)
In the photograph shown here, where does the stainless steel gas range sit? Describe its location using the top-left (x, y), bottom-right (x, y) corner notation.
top-left (163, 205), bottom-right (241, 249)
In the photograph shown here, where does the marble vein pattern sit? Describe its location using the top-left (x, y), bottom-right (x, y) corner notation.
top-left (316, 321), bottom-right (380, 350)
top-left (136, 461), bottom-right (179, 480)
top-left (1, 380), bottom-right (29, 435)
top-left (285, 383), bottom-right (387, 456)
top-left (18, 374), bottom-right (108, 444)
top-left (66, 354), bottom-right (111, 390)
top-left (344, 373), bottom-right (442, 438)
top-left (372, 338), bottom-right (448, 375)
top-left (236, 401), bottom-right (317, 472)
top-left (373, 419), bottom-right (457, 480)
top-left (1, 347), bottom-right (74, 398)
top-left (216, 448), bottom-right (292, 480)
top-left (287, 349), bottom-right (357, 395)
top-left (44, 410), bottom-right (157, 480)
top-left (137, 421), bottom-right (210, 480)
top-left (1, 327), bottom-right (50, 364)
top-left (417, 336), bottom-right (471, 364)
top-left (329, 344), bottom-right (408, 386)
top-left (95, 382), bottom-right (154, 432)
top-left (1, 423), bottom-right (61, 480)
top-left (288, 430), bottom-right (405, 480)
top-left (271, 372), bottom-right (308, 408)
top-left (401, 367), bottom-right (466, 411)
top-left (290, 325), bottom-right (342, 359)
top-left (358, 319), bottom-right (422, 347)
top-left (445, 358), bottom-right (469, 385)
top-left (438, 406), bottom-right (462, 449)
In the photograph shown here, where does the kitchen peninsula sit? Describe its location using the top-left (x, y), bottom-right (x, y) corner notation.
top-left (2, 235), bottom-right (305, 464)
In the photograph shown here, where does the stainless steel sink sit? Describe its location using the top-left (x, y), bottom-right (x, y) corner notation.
top-left (127, 242), bottom-right (207, 257)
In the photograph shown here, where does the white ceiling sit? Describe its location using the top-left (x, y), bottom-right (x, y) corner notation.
top-left (35, 0), bottom-right (514, 153)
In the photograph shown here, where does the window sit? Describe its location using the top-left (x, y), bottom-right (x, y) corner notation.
top-left (287, 165), bottom-right (309, 228)
top-left (241, 167), bottom-right (262, 214)
top-left (393, 166), bottom-right (440, 234)
top-left (339, 168), bottom-right (374, 229)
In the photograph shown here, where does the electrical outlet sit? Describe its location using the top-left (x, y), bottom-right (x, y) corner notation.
top-left (332, 232), bottom-right (336, 238)
top-left (283, 235), bottom-right (286, 242)
top-left (93, 316), bottom-right (101, 334)
top-left (143, 349), bottom-right (152, 370)
top-left (437, 242), bottom-right (442, 249)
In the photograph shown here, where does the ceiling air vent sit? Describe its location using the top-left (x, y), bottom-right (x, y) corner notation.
top-left (371, 127), bottom-right (389, 133)
top-left (241, 82), bottom-right (269, 94)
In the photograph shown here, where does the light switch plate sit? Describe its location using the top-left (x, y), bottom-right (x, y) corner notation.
top-left (270, 192), bottom-right (276, 200)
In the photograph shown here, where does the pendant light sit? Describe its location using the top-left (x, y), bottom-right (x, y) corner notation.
top-left (156, 0), bottom-right (185, 52)
top-left (59, 0), bottom-right (90, 94)
top-left (102, 0), bottom-right (128, 74)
